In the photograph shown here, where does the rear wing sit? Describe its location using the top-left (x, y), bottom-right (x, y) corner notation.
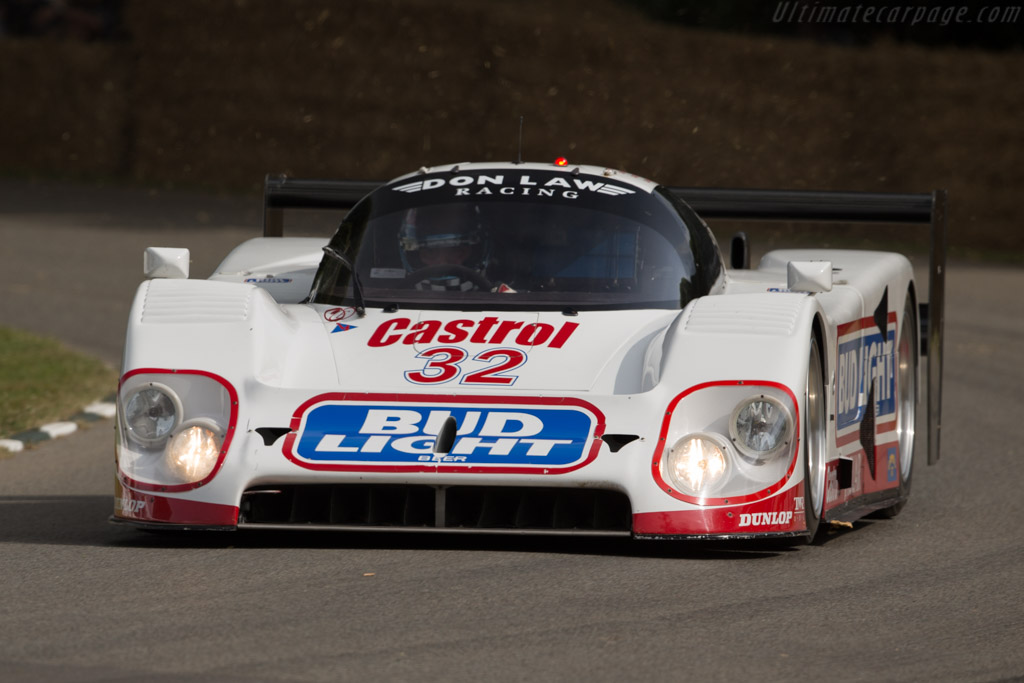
top-left (263, 176), bottom-right (378, 236)
top-left (263, 175), bottom-right (946, 465)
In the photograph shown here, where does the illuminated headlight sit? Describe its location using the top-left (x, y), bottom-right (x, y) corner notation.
top-left (117, 370), bottom-right (234, 489)
top-left (729, 395), bottom-right (793, 464)
top-left (165, 421), bottom-right (222, 484)
top-left (661, 434), bottom-right (728, 495)
top-left (123, 383), bottom-right (181, 446)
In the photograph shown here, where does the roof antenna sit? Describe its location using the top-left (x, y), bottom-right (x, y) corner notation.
top-left (516, 116), bottom-right (524, 164)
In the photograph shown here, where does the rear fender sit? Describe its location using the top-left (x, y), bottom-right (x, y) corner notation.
top-left (208, 236), bottom-right (328, 303)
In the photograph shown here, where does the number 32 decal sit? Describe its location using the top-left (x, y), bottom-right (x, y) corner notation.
top-left (404, 346), bottom-right (527, 386)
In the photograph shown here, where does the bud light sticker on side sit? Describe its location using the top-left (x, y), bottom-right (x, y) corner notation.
top-left (283, 394), bottom-right (605, 473)
top-left (836, 327), bottom-right (896, 430)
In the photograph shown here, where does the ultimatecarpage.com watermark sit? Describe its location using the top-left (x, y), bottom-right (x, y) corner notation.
top-left (773, 3), bottom-right (1021, 25)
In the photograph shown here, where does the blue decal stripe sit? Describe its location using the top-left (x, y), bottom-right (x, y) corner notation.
top-left (294, 403), bottom-right (594, 467)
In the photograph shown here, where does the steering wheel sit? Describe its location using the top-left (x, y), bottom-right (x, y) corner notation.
top-left (404, 265), bottom-right (494, 291)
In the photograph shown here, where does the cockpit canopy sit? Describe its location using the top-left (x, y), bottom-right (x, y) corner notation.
top-left (310, 167), bottom-right (722, 311)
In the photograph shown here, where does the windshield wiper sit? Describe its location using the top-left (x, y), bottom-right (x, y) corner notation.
top-left (322, 245), bottom-right (367, 317)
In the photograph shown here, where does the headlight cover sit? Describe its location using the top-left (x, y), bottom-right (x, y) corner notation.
top-left (117, 370), bottom-right (236, 490)
top-left (653, 382), bottom-right (800, 504)
top-left (729, 395), bottom-right (794, 464)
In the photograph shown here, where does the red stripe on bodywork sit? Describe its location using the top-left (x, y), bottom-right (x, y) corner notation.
top-left (114, 479), bottom-right (238, 526)
top-left (836, 431), bottom-right (861, 447)
top-left (837, 311), bottom-right (898, 337)
top-left (633, 485), bottom-right (805, 535)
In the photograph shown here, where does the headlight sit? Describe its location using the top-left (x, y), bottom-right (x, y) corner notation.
top-left (730, 395), bottom-right (793, 464)
top-left (661, 434), bottom-right (728, 495)
top-left (123, 383), bottom-right (181, 446)
top-left (165, 421), bottom-right (222, 483)
top-left (117, 370), bottom-right (235, 490)
top-left (655, 383), bottom-right (799, 503)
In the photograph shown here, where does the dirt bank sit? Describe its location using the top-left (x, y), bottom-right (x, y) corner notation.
top-left (1, 0), bottom-right (1019, 251)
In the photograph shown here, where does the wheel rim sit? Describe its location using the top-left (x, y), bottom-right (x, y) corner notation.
top-left (807, 339), bottom-right (826, 516)
top-left (896, 310), bottom-right (916, 480)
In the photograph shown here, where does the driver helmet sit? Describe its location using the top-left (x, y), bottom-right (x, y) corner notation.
top-left (398, 204), bottom-right (489, 290)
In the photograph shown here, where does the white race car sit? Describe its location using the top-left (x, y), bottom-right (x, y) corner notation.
top-left (113, 160), bottom-right (947, 541)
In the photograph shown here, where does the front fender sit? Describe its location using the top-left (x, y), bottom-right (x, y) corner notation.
top-left (630, 293), bottom-right (827, 535)
top-left (122, 278), bottom-right (335, 388)
top-left (658, 293), bottom-right (821, 392)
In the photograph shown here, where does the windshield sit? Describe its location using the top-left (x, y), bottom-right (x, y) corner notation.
top-left (310, 169), bottom-right (718, 311)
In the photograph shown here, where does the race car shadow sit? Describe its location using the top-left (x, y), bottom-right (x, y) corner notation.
top-left (112, 517), bottom-right (882, 557)
top-left (0, 495), bottom-right (121, 547)
top-left (0, 494), bottom-right (871, 558)
top-left (111, 527), bottom-right (810, 560)
top-left (815, 519), bottom-right (879, 545)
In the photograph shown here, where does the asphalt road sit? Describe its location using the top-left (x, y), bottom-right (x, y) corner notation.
top-left (1, 179), bottom-right (1022, 682)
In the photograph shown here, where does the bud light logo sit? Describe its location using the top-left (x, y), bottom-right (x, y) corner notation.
top-left (285, 395), bottom-right (603, 473)
top-left (836, 328), bottom-right (896, 430)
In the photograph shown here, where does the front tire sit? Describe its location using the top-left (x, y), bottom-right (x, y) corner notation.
top-left (802, 334), bottom-right (827, 542)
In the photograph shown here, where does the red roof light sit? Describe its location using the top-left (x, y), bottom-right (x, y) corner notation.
top-left (554, 157), bottom-right (569, 166)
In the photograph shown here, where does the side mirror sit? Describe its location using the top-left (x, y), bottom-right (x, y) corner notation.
top-left (787, 260), bottom-right (832, 293)
top-left (144, 247), bottom-right (190, 279)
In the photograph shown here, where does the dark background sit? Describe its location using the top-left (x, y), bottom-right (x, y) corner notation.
top-left (1, 0), bottom-right (1021, 256)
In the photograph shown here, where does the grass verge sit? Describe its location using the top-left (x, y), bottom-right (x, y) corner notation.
top-left (0, 326), bottom-right (118, 439)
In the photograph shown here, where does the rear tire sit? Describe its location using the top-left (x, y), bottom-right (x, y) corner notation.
top-left (874, 294), bottom-right (917, 518)
top-left (802, 334), bottom-right (827, 542)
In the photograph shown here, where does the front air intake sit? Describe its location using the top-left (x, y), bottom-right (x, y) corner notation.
top-left (239, 484), bottom-right (632, 535)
